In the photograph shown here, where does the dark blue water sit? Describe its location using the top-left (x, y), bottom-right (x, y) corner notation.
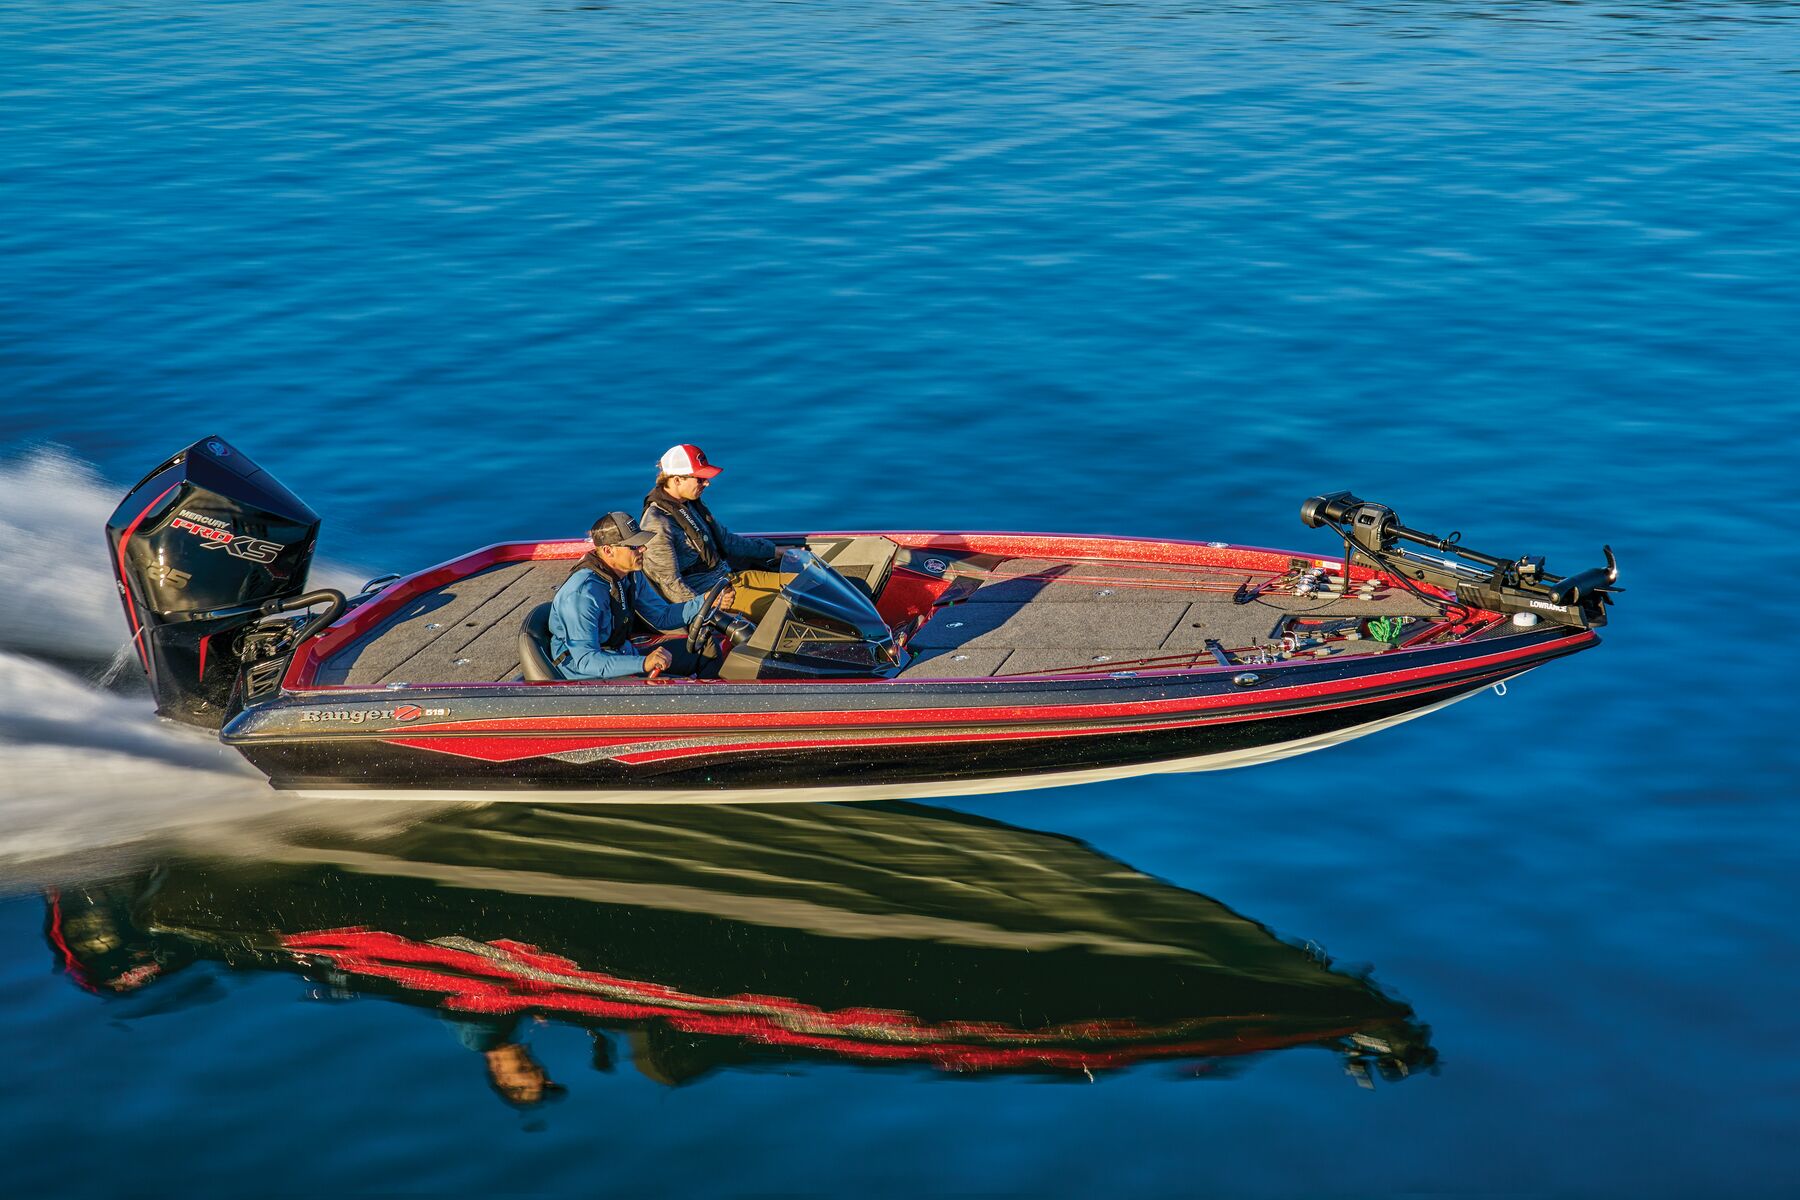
top-left (4, 1), bottom-right (1798, 1195)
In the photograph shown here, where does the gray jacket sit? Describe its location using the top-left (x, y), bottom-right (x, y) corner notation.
top-left (640, 490), bottom-right (778, 602)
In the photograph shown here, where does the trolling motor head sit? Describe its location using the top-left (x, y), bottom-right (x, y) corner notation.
top-left (1301, 492), bottom-right (1398, 558)
top-left (1301, 492), bottom-right (1620, 629)
top-left (1299, 491), bottom-right (1359, 529)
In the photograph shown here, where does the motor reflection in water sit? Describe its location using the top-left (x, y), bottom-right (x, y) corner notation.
top-left (44, 802), bottom-right (1434, 1103)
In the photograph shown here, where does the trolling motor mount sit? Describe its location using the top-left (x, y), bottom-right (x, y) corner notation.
top-left (1301, 492), bottom-right (1619, 629)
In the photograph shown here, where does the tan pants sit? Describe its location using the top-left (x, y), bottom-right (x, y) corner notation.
top-left (727, 570), bottom-right (786, 623)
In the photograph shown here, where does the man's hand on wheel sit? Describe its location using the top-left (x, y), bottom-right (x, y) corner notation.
top-left (718, 586), bottom-right (736, 610)
top-left (644, 646), bottom-right (674, 678)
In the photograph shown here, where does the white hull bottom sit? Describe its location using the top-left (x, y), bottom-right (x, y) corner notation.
top-left (288, 685), bottom-right (1494, 806)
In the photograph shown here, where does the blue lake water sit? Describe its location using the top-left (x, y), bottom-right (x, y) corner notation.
top-left (3, 1), bottom-right (1798, 1195)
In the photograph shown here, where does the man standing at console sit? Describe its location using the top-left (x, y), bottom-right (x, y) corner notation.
top-left (641, 445), bottom-right (780, 609)
top-left (549, 511), bottom-right (728, 680)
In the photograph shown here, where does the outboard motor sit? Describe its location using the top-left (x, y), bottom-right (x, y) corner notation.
top-left (105, 436), bottom-right (320, 727)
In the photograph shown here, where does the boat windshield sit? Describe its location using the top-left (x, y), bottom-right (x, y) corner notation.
top-left (779, 548), bottom-right (895, 657)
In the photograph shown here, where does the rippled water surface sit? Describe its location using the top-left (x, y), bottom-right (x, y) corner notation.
top-left (4, 2), bottom-right (1798, 1196)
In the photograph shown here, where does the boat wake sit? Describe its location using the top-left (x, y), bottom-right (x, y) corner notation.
top-left (0, 448), bottom-right (441, 890)
top-left (0, 447), bottom-right (134, 667)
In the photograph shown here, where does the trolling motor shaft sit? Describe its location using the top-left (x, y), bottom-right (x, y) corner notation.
top-left (1301, 492), bottom-right (1619, 628)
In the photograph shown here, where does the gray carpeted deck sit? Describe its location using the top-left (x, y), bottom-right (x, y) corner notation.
top-left (897, 563), bottom-right (1443, 679)
top-left (316, 560), bottom-right (574, 686)
top-left (320, 553), bottom-right (1446, 686)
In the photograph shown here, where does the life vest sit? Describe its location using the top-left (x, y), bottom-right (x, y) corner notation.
top-left (643, 490), bottom-right (728, 572)
top-left (571, 551), bottom-right (632, 650)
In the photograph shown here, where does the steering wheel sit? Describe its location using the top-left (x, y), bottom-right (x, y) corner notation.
top-left (685, 581), bottom-right (732, 655)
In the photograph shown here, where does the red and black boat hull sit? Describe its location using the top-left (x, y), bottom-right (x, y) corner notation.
top-left (223, 626), bottom-right (1592, 797)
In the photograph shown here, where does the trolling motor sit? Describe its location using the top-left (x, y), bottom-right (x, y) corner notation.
top-left (1300, 492), bottom-right (1619, 628)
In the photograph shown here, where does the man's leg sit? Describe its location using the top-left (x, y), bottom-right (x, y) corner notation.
top-left (659, 641), bottom-right (722, 680)
top-left (728, 569), bottom-right (785, 622)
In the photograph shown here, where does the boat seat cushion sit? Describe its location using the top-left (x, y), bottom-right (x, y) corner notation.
top-left (519, 602), bottom-right (561, 682)
top-left (815, 536), bottom-right (901, 600)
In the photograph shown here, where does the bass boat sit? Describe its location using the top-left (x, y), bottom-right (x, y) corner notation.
top-left (105, 437), bottom-right (1619, 800)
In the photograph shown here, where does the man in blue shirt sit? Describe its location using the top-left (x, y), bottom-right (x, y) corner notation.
top-left (549, 511), bottom-right (733, 680)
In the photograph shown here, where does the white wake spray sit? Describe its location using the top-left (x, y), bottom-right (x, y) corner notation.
top-left (0, 446), bottom-right (437, 888)
top-left (0, 448), bottom-right (132, 664)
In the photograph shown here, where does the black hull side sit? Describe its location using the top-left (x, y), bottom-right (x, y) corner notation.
top-left (244, 676), bottom-right (1500, 794)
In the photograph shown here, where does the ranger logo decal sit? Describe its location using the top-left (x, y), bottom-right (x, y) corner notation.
top-left (300, 706), bottom-right (448, 725)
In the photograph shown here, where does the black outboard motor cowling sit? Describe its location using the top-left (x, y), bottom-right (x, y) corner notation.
top-left (105, 436), bottom-right (319, 727)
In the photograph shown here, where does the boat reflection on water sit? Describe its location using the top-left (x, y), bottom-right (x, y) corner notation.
top-left (44, 802), bottom-right (1433, 1101)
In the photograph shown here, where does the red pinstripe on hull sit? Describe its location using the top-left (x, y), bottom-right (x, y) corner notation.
top-left (376, 664), bottom-right (1522, 765)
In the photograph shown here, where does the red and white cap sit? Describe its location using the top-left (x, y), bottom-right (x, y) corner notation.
top-left (658, 444), bottom-right (722, 479)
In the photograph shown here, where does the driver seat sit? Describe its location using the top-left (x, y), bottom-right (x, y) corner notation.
top-left (518, 602), bottom-right (562, 682)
